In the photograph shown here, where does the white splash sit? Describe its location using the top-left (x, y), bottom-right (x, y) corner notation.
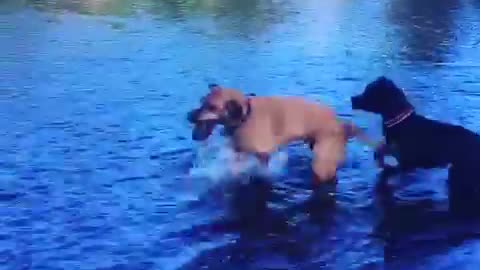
top-left (188, 139), bottom-right (289, 185)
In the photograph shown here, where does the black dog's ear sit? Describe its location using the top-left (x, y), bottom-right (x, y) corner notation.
top-left (377, 76), bottom-right (389, 82)
top-left (225, 100), bottom-right (244, 121)
top-left (376, 76), bottom-right (396, 89)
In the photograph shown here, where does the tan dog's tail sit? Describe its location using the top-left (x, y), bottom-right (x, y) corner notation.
top-left (343, 122), bottom-right (381, 149)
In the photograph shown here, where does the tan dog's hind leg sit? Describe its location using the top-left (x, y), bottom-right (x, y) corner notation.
top-left (311, 137), bottom-right (345, 186)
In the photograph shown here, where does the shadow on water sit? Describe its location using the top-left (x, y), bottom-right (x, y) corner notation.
top-left (371, 169), bottom-right (480, 268)
top-left (168, 172), bottom-right (339, 269)
top-left (387, 0), bottom-right (461, 64)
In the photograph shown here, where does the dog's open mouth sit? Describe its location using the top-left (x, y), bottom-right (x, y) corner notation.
top-left (192, 120), bottom-right (217, 141)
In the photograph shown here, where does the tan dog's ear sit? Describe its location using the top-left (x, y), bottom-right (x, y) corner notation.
top-left (225, 100), bottom-right (244, 123)
top-left (208, 83), bottom-right (221, 92)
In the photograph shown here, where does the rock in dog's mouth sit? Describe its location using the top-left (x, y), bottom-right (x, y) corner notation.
top-left (192, 120), bottom-right (217, 141)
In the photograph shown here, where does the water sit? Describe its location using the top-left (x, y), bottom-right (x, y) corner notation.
top-left (1, 0), bottom-right (480, 269)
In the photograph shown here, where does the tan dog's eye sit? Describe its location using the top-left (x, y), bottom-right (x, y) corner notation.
top-left (206, 104), bottom-right (219, 112)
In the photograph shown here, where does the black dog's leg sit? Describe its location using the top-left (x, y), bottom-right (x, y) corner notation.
top-left (381, 165), bottom-right (401, 178)
top-left (375, 165), bottom-right (401, 192)
top-left (375, 167), bottom-right (396, 192)
top-left (448, 165), bottom-right (480, 219)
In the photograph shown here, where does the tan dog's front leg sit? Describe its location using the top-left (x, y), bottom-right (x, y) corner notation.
top-left (229, 152), bottom-right (270, 177)
top-left (229, 152), bottom-right (249, 177)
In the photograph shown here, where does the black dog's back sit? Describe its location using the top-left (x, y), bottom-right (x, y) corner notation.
top-left (386, 113), bottom-right (480, 217)
top-left (384, 114), bottom-right (480, 170)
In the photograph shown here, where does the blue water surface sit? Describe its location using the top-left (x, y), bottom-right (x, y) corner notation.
top-left (2, 0), bottom-right (480, 269)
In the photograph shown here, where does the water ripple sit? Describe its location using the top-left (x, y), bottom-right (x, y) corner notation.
top-left (2, 0), bottom-right (480, 269)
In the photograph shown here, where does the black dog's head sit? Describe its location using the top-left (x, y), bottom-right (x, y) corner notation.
top-left (187, 84), bottom-right (249, 141)
top-left (351, 76), bottom-right (412, 118)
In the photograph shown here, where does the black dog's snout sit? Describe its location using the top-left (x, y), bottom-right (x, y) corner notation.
top-left (187, 108), bottom-right (201, 123)
top-left (351, 95), bottom-right (363, 110)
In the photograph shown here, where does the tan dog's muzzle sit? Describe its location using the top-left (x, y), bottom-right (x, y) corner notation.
top-left (187, 108), bottom-right (220, 141)
top-left (192, 119), bottom-right (217, 141)
top-left (187, 108), bottom-right (201, 124)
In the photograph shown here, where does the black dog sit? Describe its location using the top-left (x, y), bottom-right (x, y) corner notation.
top-left (351, 76), bottom-right (480, 217)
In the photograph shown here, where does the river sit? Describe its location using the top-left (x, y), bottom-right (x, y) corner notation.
top-left (1, 0), bottom-right (480, 269)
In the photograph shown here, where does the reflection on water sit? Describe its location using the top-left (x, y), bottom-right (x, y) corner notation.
top-left (25, 0), bottom-right (149, 16)
top-left (387, 0), bottom-right (461, 64)
top-left (5, 0), bottom-right (472, 62)
top-left (7, 0), bottom-right (290, 38)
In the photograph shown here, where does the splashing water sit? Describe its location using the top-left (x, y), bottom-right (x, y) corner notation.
top-left (187, 137), bottom-right (289, 194)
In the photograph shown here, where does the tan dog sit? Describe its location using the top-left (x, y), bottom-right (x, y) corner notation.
top-left (188, 84), bottom-right (375, 186)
